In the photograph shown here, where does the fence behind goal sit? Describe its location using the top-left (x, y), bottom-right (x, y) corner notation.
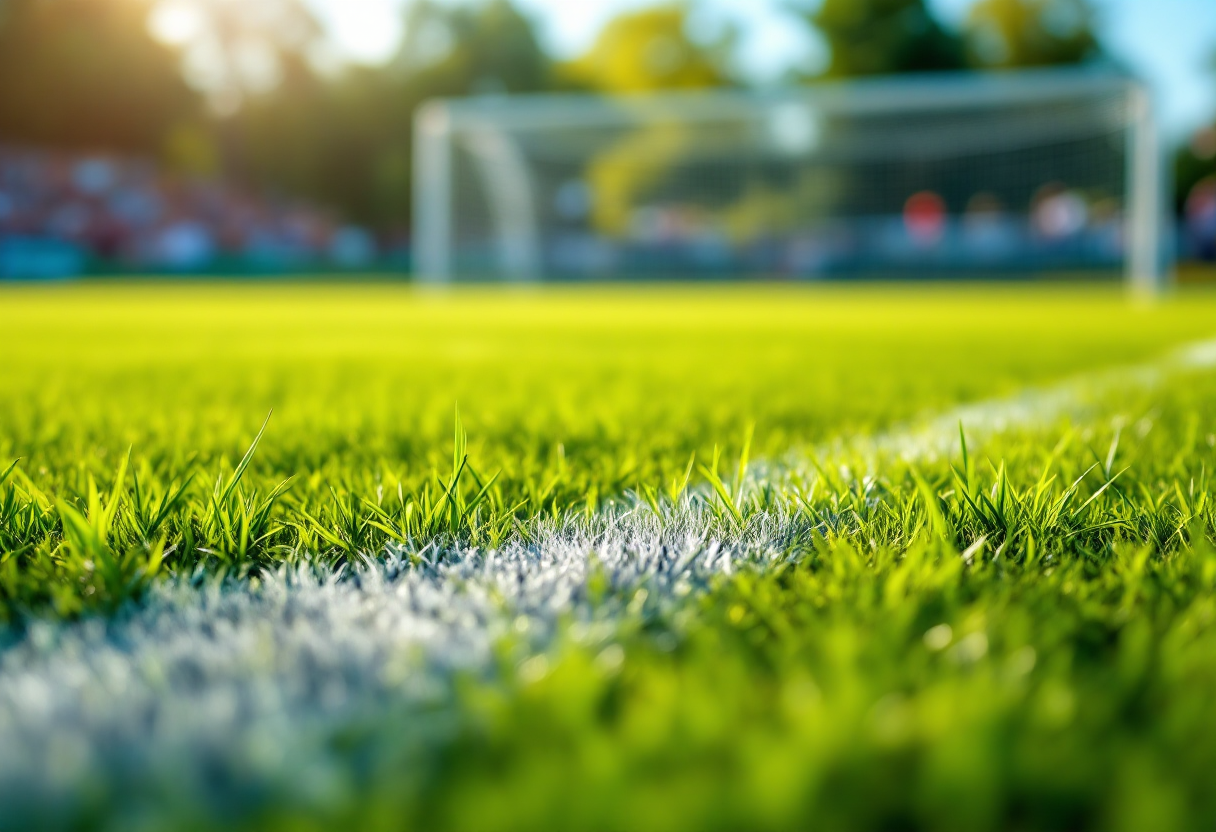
top-left (414, 69), bottom-right (1165, 290)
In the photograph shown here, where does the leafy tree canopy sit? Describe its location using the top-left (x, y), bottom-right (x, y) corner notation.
top-left (0, 0), bottom-right (198, 153)
top-left (964, 0), bottom-right (1103, 69)
top-left (562, 5), bottom-right (735, 93)
top-left (807, 0), bottom-right (966, 78)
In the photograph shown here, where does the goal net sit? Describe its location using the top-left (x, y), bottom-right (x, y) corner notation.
top-left (414, 69), bottom-right (1165, 291)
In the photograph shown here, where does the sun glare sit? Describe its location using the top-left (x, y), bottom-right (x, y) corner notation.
top-left (147, 0), bottom-right (204, 47)
top-left (304, 0), bottom-right (403, 64)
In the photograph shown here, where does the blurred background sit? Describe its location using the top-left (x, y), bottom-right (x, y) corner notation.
top-left (0, 0), bottom-right (1213, 279)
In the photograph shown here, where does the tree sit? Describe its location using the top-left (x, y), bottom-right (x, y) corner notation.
top-left (806, 0), bottom-right (965, 78)
top-left (1174, 51), bottom-right (1216, 218)
top-left (0, 0), bottom-right (199, 154)
top-left (393, 0), bottom-right (552, 97)
top-left (230, 0), bottom-right (553, 228)
top-left (964, 0), bottom-right (1102, 69)
top-left (563, 5), bottom-right (734, 93)
top-left (145, 0), bottom-right (326, 116)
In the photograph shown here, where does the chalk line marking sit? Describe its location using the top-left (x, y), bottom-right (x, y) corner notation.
top-left (1, 338), bottom-right (1214, 818)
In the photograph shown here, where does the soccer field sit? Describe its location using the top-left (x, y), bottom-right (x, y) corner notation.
top-left (5, 282), bottom-right (1216, 830)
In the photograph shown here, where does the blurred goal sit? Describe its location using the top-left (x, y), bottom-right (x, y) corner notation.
top-left (414, 69), bottom-right (1165, 291)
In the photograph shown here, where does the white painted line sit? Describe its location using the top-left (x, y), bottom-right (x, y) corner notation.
top-left (1, 338), bottom-right (1213, 818)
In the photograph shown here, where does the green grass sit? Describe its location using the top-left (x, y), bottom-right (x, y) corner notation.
top-left (5, 282), bottom-right (1216, 830)
top-left (428, 369), bottom-right (1216, 832)
top-left (3, 282), bottom-right (1215, 618)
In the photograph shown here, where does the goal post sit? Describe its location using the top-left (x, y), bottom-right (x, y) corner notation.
top-left (413, 69), bottom-right (1168, 291)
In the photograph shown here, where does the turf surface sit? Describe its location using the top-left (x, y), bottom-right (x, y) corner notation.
top-left (3, 282), bottom-right (1216, 830)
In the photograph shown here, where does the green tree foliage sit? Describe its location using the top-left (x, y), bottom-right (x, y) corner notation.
top-left (1173, 52), bottom-right (1216, 207)
top-left (230, 0), bottom-right (552, 228)
top-left (559, 6), bottom-right (736, 241)
top-left (807, 0), bottom-right (966, 78)
top-left (0, 0), bottom-right (199, 154)
top-left (964, 0), bottom-right (1102, 69)
top-left (149, 0), bottom-right (325, 115)
top-left (562, 5), bottom-right (735, 93)
top-left (0, 0), bottom-right (1121, 233)
top-left (393, 0), bottom-right (552, 96)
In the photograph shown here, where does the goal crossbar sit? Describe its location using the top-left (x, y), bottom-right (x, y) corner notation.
top-left (414, 68), bottom-right (1165, 291)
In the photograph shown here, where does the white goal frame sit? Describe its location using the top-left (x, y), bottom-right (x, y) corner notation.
top-left (414, 69), bottom-right (1166, 293)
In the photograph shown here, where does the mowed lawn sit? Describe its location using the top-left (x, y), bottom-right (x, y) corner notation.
top-left (5, 282), bottom-right (1216, 503)
top-left (4, 282), bottom-right (1216, 830)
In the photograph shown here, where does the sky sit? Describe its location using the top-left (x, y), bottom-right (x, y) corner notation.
top-left (303, 0), bottom-right (1216, 140)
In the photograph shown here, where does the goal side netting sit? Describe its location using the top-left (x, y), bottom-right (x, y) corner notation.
top-left (413, 69), bottom-right (1165, 290)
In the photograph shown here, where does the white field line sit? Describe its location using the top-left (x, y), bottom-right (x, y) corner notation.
top-left (0, 339), bottom-right (1214, 814)
top-left (779, 337), bottom-right (1216, 477)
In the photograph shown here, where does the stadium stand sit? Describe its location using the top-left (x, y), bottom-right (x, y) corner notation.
top-left (0, 146), bottom-right (379, 278)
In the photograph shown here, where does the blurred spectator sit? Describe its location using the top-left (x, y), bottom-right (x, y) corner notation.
top-left (155, 219), bottom-right (215, 270)
top-left (903, 190), bottom-right (948, 246)
top-left (962, 192), bottom-right (1018, 259)
top-left (1031, 183), bottom-right (1089, 240)
top-left (1186, 177), bottom-right (1216, 261)
top-left (0, 145), bottom-right (378, 277)
top-left (329, 226), bottom-right (377, 269)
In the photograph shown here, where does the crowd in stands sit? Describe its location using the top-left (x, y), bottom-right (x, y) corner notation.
top-left (1187, 176), bottom-right (1216, 263)
top-left (1, 140), bottom-right (1213, 280)
top-left (0, 146), bottom-right (382, 278)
